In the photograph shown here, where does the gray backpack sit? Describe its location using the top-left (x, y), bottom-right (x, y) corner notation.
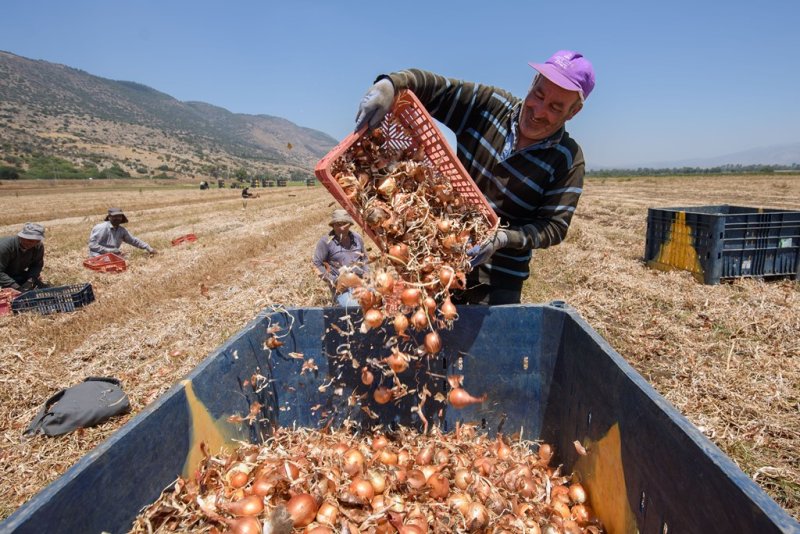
top-left (24, 377), bottom-right (130, 437)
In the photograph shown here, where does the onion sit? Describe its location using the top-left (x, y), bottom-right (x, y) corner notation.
top-left (363, 308), bottom-right (384, 330)
top-left (388, 243), bottom-right (410, 265)
top-left (517, 475), bottom-right (537, 498)
top-left (571, 503), bottom-right (591, 523)
top-left (373, 386), bottom-right (393, 404)
top-left (422, 296), bottom-right (436, 315)
top-left (492, 435), bottom-right (512, 460)
top-left (464, 502), bottom-right (489, 531)
top-left (426, 472), bottom-right (450, 500)
top-left (251, 473), bottom-right (276, 497)
top-left (375, 270), bottom-right (395, 295)
top-left (384, 349), bottom-right (409, 373)
top-left (454, 468), bottom-right (473, 490)
top-left (393, 313), bottom-right (409, 336)
top-left (282, 461), bottom-right (300, 481)
top-left (473, 457), bottom-right (495, 476)
top-left (423, 331), bottom-right (441, 354)
top-left (436, 218), bottom-right (452, 233)
top-left (286, 493), bottom-right (318, 527)
top-left (439, 297), bottom-right (457, 321)
top-left (448, 387), bottom-right (487, 408)
top-left (361, 366), bottom-right (374, 386)
top-left (447, 492), bottom-right (472, 515)
top-left (358, 289), bottom-right (376, 312)
top-left (377, 449), bottom-right (398, 466)
top-left (415, 446), bottom-right (434, 466)
top-left (434, 449), bottom-right (449, 465)
top-left (410, 308), bottom-right (428, 330)
top-left (222, 495), bottom-right (264, 517)
top-left (367, 469), bottom-right (387, 494)
top-left (315, 501), bottom-right (338, 525)
top-left (439, 266), bottom-right (454, 288)
top-left (400, 287), bottom-right (422, 307)
top-left (228, 469), bottom-right (249, 489)
top-left (372, 434), bottom-right (389, 450)
top-left (343, 448), bottom-right (365, 475)
top-left (349, 477), bottom-right (376, 501)
top-left (337, 271), bottom-right (362, 290)
top-left (538, 443), bottom-right (553, 464)
top-left (223, 516), bottom-right (262, 534)
top-left (406, 469), bottom-right (427, 489)
top-left (305, 525), bottom-right (334, 534)
top-left (568, 482), bottom-right (587, 504)
top-left (552, 500), bottom-right (571, 519)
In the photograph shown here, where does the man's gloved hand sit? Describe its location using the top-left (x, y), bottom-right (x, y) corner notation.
top-left (467, 228), bottom-right (529, 268)
top-left (20, 279), bottom-right (36, 291)
top-left (355, 78), bottom-right (395, 132)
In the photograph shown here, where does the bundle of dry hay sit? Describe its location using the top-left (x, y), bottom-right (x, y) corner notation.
top-left (0, 175), bottom-right (797, 523)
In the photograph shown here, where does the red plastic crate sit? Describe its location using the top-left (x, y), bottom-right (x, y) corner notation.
top-left (83, 253), bottom-right (127, 273)
top-left (314, 90), bottom-right (498, 247)
top-left (0, 287), bottom-right (21, 316)
top-left (171, 233), bottom-right (198, 246)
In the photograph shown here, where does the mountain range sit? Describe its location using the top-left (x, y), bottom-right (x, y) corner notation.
top-left (0, 50), bottom-right (337, 181)
top-left (608, 142), bottom-right (800, 171)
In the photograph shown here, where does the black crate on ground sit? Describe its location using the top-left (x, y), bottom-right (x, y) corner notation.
top-left (11, 283), bottom-right (95, 315)
top-left (645, 205), bottom-right (800, 284)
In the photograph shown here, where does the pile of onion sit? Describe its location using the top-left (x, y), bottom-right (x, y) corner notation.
top-left (130, 426), bottom-right (604, 533)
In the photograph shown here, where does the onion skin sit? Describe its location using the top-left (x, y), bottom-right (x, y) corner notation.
top-left (447, 387), bottom-right (487, 409)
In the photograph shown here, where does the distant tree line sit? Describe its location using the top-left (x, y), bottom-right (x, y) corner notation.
top-left (587, 163), bottom-right (800, 177)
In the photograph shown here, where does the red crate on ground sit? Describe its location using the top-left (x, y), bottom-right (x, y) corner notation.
top-left (0, 287), bottom-right (21, 316)
top-left (314, 90), bottom-right (498, 248)
top-left (83, 253), bottom-right (127, 273)
top-left (171, 233), bottom-right (198, 246)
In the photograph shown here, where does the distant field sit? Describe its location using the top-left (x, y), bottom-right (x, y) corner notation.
top-left (0, 175), bottom-right (798, 522)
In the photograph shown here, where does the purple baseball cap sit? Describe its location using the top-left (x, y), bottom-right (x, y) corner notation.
top-left (529, 50), bottom-right (595, 101)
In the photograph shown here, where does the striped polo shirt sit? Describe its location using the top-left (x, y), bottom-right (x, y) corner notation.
top-left (386, 69), bottom-right (585, 280)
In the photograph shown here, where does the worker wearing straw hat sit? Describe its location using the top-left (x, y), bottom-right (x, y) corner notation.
top-left (88, 208), bottom-right (157, 258)
top-left (355, 51), bottom-right (594, 304)
top-left (0, 222), bottom-right (48, 291)
top-left (312, 209), bottom-right (369, 307)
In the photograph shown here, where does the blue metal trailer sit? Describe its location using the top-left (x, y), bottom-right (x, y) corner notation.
top-left (2, 304), bottom-right (797, 533)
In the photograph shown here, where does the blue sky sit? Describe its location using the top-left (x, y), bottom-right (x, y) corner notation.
top-left (3, 0), bottom-right (800, 169)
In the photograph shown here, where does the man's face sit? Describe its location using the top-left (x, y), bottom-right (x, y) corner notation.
top-left (518, 75), bottom-right (583, 147)
top-left (19, 238), bottom-right (40, 251)
top-left (332, 222), bottom-right (351, 239)
top-left (109, 215), bottom-right (125, 226)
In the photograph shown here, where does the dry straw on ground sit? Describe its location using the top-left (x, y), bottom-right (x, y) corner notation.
top-left (0, 175), bottom-right (798, 522)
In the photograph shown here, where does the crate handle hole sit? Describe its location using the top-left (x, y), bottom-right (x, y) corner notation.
top-left (587, 411), bottom-right (592, 425)
top-left (639, 490), bottom-right (646, 513)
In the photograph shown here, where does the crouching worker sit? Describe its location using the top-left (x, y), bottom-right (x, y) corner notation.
top-left (88, 207), bottom-right (157, 258)
top-left (312, 209), bottom-right (369, 307)
top-left (0, 223), bottom-right (48, 291)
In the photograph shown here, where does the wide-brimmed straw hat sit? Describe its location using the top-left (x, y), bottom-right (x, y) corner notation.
top-left (18, 222), bottom-right (45, 241)
top-left (104, 207), bottom-right (129, 224)
top-left (329, 209), bottom-right (354, 226)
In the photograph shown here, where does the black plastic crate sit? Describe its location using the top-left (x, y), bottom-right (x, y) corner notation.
top-left (11, 283), bottom-right (95, 315)
top-left (645, 205), bottom-right (800, 284)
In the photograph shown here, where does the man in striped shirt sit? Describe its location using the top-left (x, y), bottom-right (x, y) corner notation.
top-left (355, 51), bottom-right (595, 304)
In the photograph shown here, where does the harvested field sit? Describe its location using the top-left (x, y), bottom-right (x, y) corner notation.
top-left (0, 175), bottom-right (798, 523)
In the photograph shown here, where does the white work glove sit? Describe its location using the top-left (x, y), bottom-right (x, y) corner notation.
top-left (467, 228), bottom-right (529, 268)
top-left (355, 78), bottom-right (395, 132)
